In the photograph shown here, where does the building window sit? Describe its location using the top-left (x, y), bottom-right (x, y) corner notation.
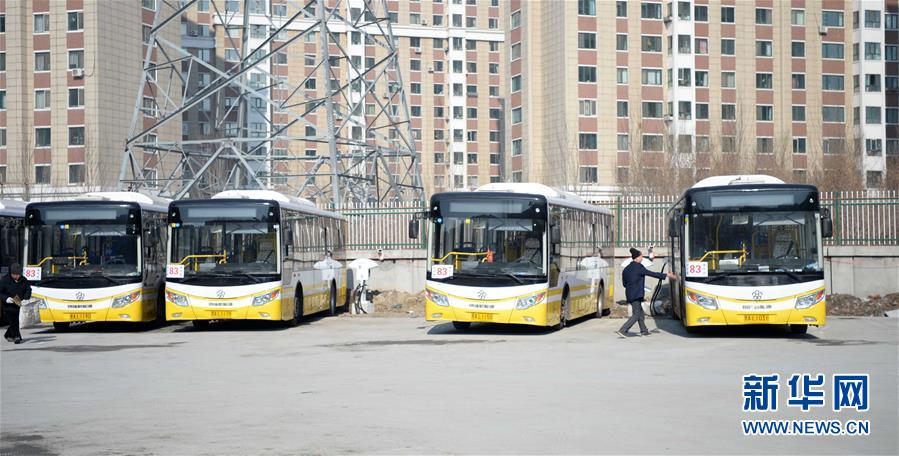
top-left (511, 107), bottom-right (522, 124)
top-left (0, 129), bottom-right (5, 148)
top-left (866, 171), bottom-right (883, 188)
top-left (642, 134), bottom-right (663, 151)
top-left (722, 72), bottom-right (736, 88)
top-left (641, 36), bottom-right (662, 52)
top-left (694, 5), bottom-right (708, 21)
top-left (677, 35), bottom-right (691, 53)
top-left (68, 50), bottom-right (85, 69)
top-left (67, 11), bottom-right (84, 31)
top-left (678, 101), bottom-right (691, 119)
top-left (511, 75), bottom-right (522, 92)
top-left (0, 91), bottom-right (5, 110)
top-left (721, 39), bottom-right (735, 55)
top-left (617, 68), bottom-right (628, 84)
top-left (35, 128), bottom-right (52, 147)
top-left (695, 103), bottom-right (709, 119)
top-left (510, 11), bottom-right (521, 28)
top-left (68, 164), bottom-right (85, 184)
top-left (755, 8), bottom-right (772, 24)
top-left (34, 90), bottom-right (51, 110)
top-left (865, 106), bottom-right (881, 124)
top-left (578, 66), bottom-right (597, 83)
top-left (822, 75), bottom-right (844, 91)
top-left (721, 6), bottom-right (735, 23)
top-left (886, 107), bottom-right (898, 124)
top-left (866, 139), bottom-right (883, 155)
top-left (694, 38), bottom-right (708, 54)
top-left (722, 104), bottom-right (736, 120)
top-left (579, 167), bottom-right (598, 184)
top-left (511, 139), bottom-right (522, 156)
top-left (757, 138), bottom-right (774, 154)
top-left (695, 70), bottom-right (708, 87)
top-left (822, 106), bottom-right (845, 123)
top-left (792, 73), bottom-right (806, 89)
top-left (34, 13), bottom-right (50, 33)
top-left (615, 34), bottom-right (627, 51)
top-left (642, 102), bottom-right (663, 118)
top-left (578, 0), bottom-right (596, 16)
top-left (617, 101), bottom-right (628, 117)
top-left (756, 40), bottom-right (773, 57)
top-left (887, 13), bottom-right (898, 29)
top-left (756, 73), bottom-right (773, 89)
top-left (579, 100), bottom-right (596, 116)
top-left (822, 43), bottom-right (844, 59)
top-left (642, 69), bottom-right (662, 85)
top-left (791, 9), bottom-right (805, 25)
top-left (35, 52), bottom-right (51, 71)
top-left (696, 136), bottom-right (710, 152)
top-left (617, 134), bottom-right (629, 151)
top-left (886, 45), bottom-right (898, 61)
top-left (578, 133), bottom-right (597, 150)
top-left (864, 42), bottom-right (881, 60)
top-left (641, 3), bottom-right (662, 19)
top-left (822, 11), bottom-right (843, 27)
top-left (793, 137), bottom-right (807, 154)
top-left (677, 68), bottom-right (691, 86)
top-left (616, 1), bottom-right (627, 17)
top-left (864, 10), bottom-right (881, 28)
top-left (35, 165), bottom-right (51, 184)
top-left (792, 106), bottom-right (806, 122)
top-left (511, 42), bottom-right (522, 59)
top-left (865, 74), bottom-right (881, 92)
top-left (791, 41), bottom-right (805, 57)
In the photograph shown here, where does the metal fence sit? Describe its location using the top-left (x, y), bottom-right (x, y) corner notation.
top-left (339, 190), bottom-right (899, 251)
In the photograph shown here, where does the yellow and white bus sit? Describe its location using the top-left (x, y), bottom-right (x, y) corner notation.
top-left (666, 175), bottom-right (832, 334)
top-left (412, 183), bottom-right (614, 330)
top-left (24, 192), bottom-right (170, 329)
top-left (165, 190), bottom-right (347, 329)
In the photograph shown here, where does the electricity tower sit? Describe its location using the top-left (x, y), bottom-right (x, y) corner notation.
top-left (118, 0), bottom-right (423, 207)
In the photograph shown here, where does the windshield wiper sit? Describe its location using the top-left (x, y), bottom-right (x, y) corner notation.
top-left (230, 270), bottom-right (262, 283)
top-left (88, 273), bottom-right (123, 286)
top-left (775, 269), bottom-right (802, 283)
top-left (705, 272), bottom-right (738, 284)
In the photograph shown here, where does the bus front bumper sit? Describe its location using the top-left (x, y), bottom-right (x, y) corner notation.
top-left (684, 300), bottom-right (826, 327)
top-left (165, 299), bottom-right (283, 321)
top-left (38, 297), bottom-right (154, 323)
top-left (425, 300), bottom-right (556, 327)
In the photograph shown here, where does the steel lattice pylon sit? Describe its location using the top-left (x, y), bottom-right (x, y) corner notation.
top-left (118, 0), bottom-right (423, 207)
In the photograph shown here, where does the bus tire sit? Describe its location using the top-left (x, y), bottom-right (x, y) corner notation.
top-left (595, 284), bottom-right (605, 318)
top-left (789, 324), bottom-right (808, 335)
top-left (328, 281), bottom-right (338, 316)
top-left (53, 322), bottom-right (70, 331)
top-left (452, 321), bottom-right (470, 331)
top-left (293, 285), bottom-right (304, 324)
top-left (556, 288), bottom-right (570, 330)
top-left (192, 320), bottom-right (209, 330)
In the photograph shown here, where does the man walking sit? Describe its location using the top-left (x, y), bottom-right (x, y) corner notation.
top-left (1, 264), bottom-right (32, 344)
top-left (617, 248), bottom-right (675, 337)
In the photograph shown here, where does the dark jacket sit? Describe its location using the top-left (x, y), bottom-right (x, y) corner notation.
top-left (622, 261), bottom-right (666, 302)
top-left (0, 274), bottom-right (32, 306)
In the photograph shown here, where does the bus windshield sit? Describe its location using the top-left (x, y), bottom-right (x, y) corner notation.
top-left (170, 204), bottom-right (279, 276)
top-left (26, 223), bottom-right (140, 278)
top-left (688, 211), bottom-right (822, 274)
top-left (431, 198), bottom-right (547, 278)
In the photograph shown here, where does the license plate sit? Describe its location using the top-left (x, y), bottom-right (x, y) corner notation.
top-left (470, 312), bottom-right (493, 321)
top-left (68, 313), bottom-right (92, 321)
top-left (210, 310), bottom-right (232, 318)
top-left (743, 314), bottom-right (770, 322)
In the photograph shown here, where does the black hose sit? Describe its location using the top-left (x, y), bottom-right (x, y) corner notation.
top-left (649, 261), bottom-right (669, 317)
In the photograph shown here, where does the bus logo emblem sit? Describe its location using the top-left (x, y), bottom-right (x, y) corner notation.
top-left (75, 292), bottom-right (85, 301)
top-left (752, 290), bottom-right (763, 301)
top-left (477, 290), bottom-right (487, 300)
top-left (216, 290), bottom-right (226, 299)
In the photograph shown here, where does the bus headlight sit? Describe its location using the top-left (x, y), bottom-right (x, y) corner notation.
top-left (516, 292), bottom-right (546, 310)
top-left (34, 298), bottom-right (47, 309)
top-left (112, 291), bottom-right (141, 308)
top-left (687, 291), bottom-right (718, 310)
top-left (166, 290), bottom-right (189, 307)
top-left (252, 289), bottom-right (280, 306)
top-left (795, 290), bottom-right (825, 309)
top-left (425, 290), bottom-right (449, 307)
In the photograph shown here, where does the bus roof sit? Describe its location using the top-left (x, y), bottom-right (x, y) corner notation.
top-left (26, 192), bottom-right (170, 213)
top-left (208, 190), bottom-right (344, 220)
top-left (0, 199), bottom-right (27, 217)
top-left (691, 174), bottom-right (785, 188)
top-left (442, 182), bottom-right (613, 215)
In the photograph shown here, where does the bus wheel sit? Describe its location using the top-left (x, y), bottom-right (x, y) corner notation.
top-left (192, 320), bottom-right (209, 330)
top-left (556, 291), bottom-right (569, 330)
top-left (452, 321), bottom-right (470, 331)
top-left (328, 281), bottom-right (338, 316)
top-left (595, 285), bottom-right (605, 318)
top-left (789, 324), bottom-right (808, 335)
top-left (53, 322), bottom-right (71, 331)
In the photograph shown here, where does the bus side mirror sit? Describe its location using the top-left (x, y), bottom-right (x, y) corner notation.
top-left (668, 214), bottom-right (679, 238)
top-left (821, 208), bottom-right (833, 239)
top-left (550, 225), bottom-right (561, 244)
top-left (408, 219), bottom-right (419, 239)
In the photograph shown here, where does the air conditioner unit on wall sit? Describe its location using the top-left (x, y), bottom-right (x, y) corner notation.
top-left (71, 68), bottom-right (85, 79)
top-left (819, 25), bottom-right (828, 35)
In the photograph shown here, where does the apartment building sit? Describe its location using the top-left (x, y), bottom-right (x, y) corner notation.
top-left (507, 0), bottom-right (898, 191)
top-left (0, 0), bottom-right (163, 199)
top-left (181, 0), bottom-right (506, 197)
